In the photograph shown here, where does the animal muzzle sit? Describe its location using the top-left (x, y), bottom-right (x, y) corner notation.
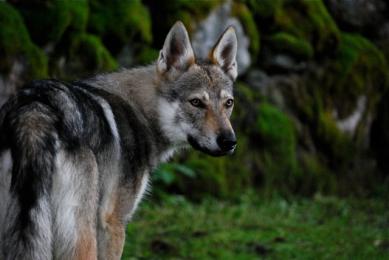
top-left (216, 131), bottom-right (237, 153)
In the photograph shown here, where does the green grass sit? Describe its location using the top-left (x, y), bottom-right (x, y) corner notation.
top-left (123, 193), bottom-right (389, 259)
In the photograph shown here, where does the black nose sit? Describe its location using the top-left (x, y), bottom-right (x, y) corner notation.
top-left (217, 132), bottom-right (237, 151)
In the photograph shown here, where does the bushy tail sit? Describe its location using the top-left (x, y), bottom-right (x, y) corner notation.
top-left (1, 101), bottom-right (58, 260)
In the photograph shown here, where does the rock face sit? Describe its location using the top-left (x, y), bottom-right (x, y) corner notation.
top-left (1, 0), bottom-right (388, 197)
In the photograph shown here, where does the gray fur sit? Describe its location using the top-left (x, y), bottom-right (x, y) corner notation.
top-left (0, 21), bottom-right (238, 259)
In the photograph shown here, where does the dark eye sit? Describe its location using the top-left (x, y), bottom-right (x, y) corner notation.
top-left (190, 98), bottom-right (202, 107)
top-left (225, 99), bottom-right (234, 108)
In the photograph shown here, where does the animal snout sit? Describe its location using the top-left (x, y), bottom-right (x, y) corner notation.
top-left (216, 131), bottom-right (237, 152)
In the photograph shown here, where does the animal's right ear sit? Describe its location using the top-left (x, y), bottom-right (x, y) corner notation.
top-left (157, 21), bottom-right (195, 76)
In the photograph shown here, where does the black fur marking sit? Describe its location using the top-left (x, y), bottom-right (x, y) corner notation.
top-left (78, 84), bottom-right (159, 181)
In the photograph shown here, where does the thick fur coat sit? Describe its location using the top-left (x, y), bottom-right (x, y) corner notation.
top-left (0, 22), bottom-right (238, 259)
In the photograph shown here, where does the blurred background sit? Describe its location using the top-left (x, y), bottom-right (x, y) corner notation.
top-left (1, 0), bottom-right (388, 258)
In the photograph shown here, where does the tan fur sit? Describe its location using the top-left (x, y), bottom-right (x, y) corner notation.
top-left (205, 109), bottom-right (220, 133)
top-left (104, 208), bottom-right (125, 260)
top-left (98, 174), bottom-right (148, 260)
top-left (208, 51), bottom-right (218, 65)
top-left (74, 228), bottom-right (97, 260)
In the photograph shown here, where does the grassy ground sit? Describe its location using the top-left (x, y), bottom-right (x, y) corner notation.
top-left (122, 192), bottom-right (389, 259)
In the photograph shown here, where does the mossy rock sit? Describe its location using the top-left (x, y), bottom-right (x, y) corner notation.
top-left (231, 2), bottom-right (260, 60)
top-left (67, 0), bottom-right (89, 32)
top-left (26, 45), bottom-right (48, 79)
top-left (243, 0), bottom-right (284, 19)
top-left (11, 0), bottom-right (89, 46)
top-left (269, 32), bottom-right (314, 59)
top-left (315, 111), bottom-right (353, 165)
top-left (88, 0), bottom-right (152, 54)
top-left (233, 82), bottom-right (263, 136)
top-left (68, 34), bottom-right (117, 76)
top-left (299, 152), bottom-right (337, 195)
top-left (174, 0), bottom-right (222, 19)
top-left (0, 2), bottom-right (47, 78)
top-left (144, 0), bottom-right (221, 47)
top-left (255, 103), bottom-right (301, 195)
top-left (256, 103), bottom-right (297, 156)
top-left (323, 33), bottom-right (388, 118)
top-left (274, 0), bottom-right (340, 56)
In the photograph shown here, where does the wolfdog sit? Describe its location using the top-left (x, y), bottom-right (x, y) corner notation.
top-left (0, 21), bottom-right (238, 259)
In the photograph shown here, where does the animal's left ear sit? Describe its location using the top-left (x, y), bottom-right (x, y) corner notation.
top-left (209, 26), bottom-right (238, 81)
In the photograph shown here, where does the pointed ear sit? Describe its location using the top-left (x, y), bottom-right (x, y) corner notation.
top-left (157, 21), bottom-right (195, 75)
top-left (209, 27), bottom-right (238, 81)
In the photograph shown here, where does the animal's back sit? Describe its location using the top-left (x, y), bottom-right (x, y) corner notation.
top-left (0, 79), bottom-right (153, 259)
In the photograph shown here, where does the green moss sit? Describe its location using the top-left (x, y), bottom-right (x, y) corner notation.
top-left (183, 135), bottom-right (252, 199)
top-left (0, 2), bottom-right (47, 78)
top-left (316, 112), bottom-right (353, 163)
top-left (269, 32), bottom-right (314, 59)
top-left (135, 47), bottom-right (159, 65)
top-left (69, 34), bottom-right (117, 74)
top-left (26, 44), bottom-right (48, 79)
top-left (243, 0), bottom-right (284, 18)
top-left (175, 0), bottom-right (222, 19)
top-left (88, 0), bottom-right (152, 49)
top-left (232, 2), bottom-right (260, 60)
top-left (302, 0), bottom-right (340, 54)
top-left (256, 103), bottom-right (300, 194)
top-left (257, 103), bottom-right (296, 156)
top-left (13, 1), bottom-right (69, 44)
top-left (274, 0), bottom-right (340, 56)
top-left (300, 152), bottom-right (337, 194)
top-left (233, 82), bottom-right (263, 134)
top-left (144, 0), bottom-right (220, 44)
top-left (67, 0), bottom-right (89, 32)
top-left (184, 155), bottom-right (230, 199)
top-left (324, 33), bottom-right (388, 117)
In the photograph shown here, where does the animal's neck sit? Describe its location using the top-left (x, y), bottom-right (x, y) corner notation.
top-left (89, 65), bottom-right (181, 164)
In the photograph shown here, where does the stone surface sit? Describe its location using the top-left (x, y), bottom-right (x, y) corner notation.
top-left (192, 1), bottom-right (251, 74)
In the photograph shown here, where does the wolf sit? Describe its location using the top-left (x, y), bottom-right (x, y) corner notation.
top-left (0, 21), bottom-right (238, 259)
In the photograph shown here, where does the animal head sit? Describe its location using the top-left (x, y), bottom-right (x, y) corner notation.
top-left (157, 21), bottom-right (238, 156)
